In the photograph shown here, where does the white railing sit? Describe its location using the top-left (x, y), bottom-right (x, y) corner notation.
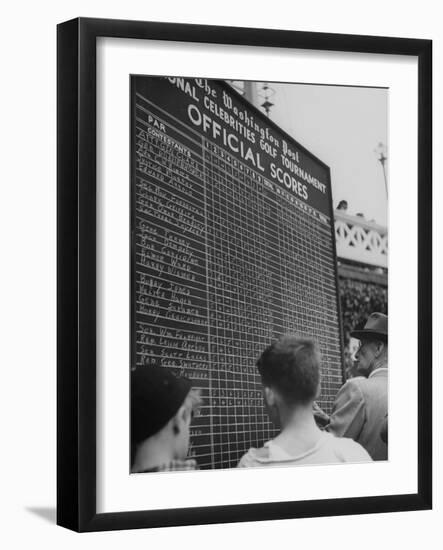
top-left (334, 210), bottom-right (388, 268)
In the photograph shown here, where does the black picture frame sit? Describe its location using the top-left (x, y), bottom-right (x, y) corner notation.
top-left (57, 17), bottom-right (432, 532)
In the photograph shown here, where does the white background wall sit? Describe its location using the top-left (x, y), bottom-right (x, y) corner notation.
top-left (0, 1), bottom-right (440, 547)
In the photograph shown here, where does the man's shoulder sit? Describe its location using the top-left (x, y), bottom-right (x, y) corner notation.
top-left (237, 445), bottom-right (269, 467)
top-left (362, 370), bottom-right (388, 393)
top-left (345, 373), bottom-right (387, 392)
top-left (337, 376), bottom-right (367, 399)
top-left (344, 376), bottom-right (367, 389)
top-left (323, 432), bottom-right (372, 462)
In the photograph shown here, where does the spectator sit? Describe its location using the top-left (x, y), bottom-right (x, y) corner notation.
top-left (238, 336), bottom-right (371, 467)
top-left (131, 366), bottom-right (201, 473)
top-left (344, 346), bottom-right (363, 379)
top-left (327, 313), bottom-right (388, 460)
top-left (339, 277), bottom-right (387, 368)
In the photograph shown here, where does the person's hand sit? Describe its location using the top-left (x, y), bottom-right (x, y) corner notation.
top-left (312, 401), bottom-right (330, 428)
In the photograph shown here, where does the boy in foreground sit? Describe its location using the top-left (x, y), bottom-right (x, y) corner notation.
top-left (238, 336), bottom-right (371, 468)
top-left (131, 366), bottom-right (201, 473)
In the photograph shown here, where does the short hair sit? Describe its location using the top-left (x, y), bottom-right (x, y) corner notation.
top-left (257, 336), bottom-right (321, 405)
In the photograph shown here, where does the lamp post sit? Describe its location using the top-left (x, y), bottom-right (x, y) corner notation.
top-left (374, 142), bottom-right (388, 198)
top-left (259, 82), bottom-right (275, 117)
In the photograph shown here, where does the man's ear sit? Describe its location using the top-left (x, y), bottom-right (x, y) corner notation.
top-left (264, 386), bottom-right (276, 407)
top-left (374, 341), bottom-right (386, 357)
top-left (172, 404), bottom-right (187, 436)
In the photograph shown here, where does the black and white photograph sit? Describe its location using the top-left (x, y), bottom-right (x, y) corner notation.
top-left (54, 16), bottom-right (431, 533)
top-left (130, 76), bottom-right (388, 474)
top-left (0, 0), bottom-right (438, 545)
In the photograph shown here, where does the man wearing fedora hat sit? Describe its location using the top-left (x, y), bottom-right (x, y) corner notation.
top-left (327, 312), bottom-right (388, 460)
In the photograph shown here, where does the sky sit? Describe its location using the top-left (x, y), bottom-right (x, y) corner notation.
top-left (254, 82), bottom-right (388, 226)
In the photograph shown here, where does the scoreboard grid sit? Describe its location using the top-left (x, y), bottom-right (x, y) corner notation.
top-left (131, 77), bottom-right (344, 470)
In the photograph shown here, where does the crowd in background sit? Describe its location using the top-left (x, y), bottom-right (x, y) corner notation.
top-left (339, 278), bottom-right (387, 377)
top-left (339, 278), bottom-right (387, 346)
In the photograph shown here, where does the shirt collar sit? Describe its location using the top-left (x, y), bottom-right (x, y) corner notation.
top-left (369, 367), bottom-right (388, 378)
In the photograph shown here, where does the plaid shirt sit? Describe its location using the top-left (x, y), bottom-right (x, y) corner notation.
top-left (140, 459), bottom-right (198, 473)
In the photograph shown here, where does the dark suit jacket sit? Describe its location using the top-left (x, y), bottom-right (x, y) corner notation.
top-left (327, 369), bottom-right (388, 460)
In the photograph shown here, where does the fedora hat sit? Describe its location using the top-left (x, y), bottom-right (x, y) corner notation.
top-left (350, 312), bottom-right (388, 341)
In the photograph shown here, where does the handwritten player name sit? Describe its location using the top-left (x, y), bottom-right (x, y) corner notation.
top-left (137, 154), bottom-right (195, 182)
top-left (136, 204), bottom-right (205, 237)
top-left (138, 299), bottom-right (204, 319)
top-left (148, 152), bottom-right (202, 180)
top-left (138, 324), bottom-right (206, 342)
top-left (138, 169), bottom-right (196, 196)
top-left (136, 132), bottom-right (202, 177)
top-left (137, 191), bottom-right (202, 224)
top-left (137, 277), bottom-right (194, 301)
top-left (136, 126), bottom-right (193, 162)
top-left (138, 180), bottom-right (202, 216)
top-left (137, 126), bottom-right (192, 159)
top-left (136, 155), bottom-right (202, 191)
top-left (138, 285), bottom-right (197, 307)
top-left (138, 245), bottom-right (200, 269)
top-left (148, 267), bottom-right (196, 283)
top-left (140, 356), bottom-right (208, 369)
top-left (139, 334), bottom-right (207, 353)
top-left (137, 223), bottom-right (202, 263)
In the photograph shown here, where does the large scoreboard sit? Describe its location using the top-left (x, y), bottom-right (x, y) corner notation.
top-left (131, 76), bottom-right (343, 469)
